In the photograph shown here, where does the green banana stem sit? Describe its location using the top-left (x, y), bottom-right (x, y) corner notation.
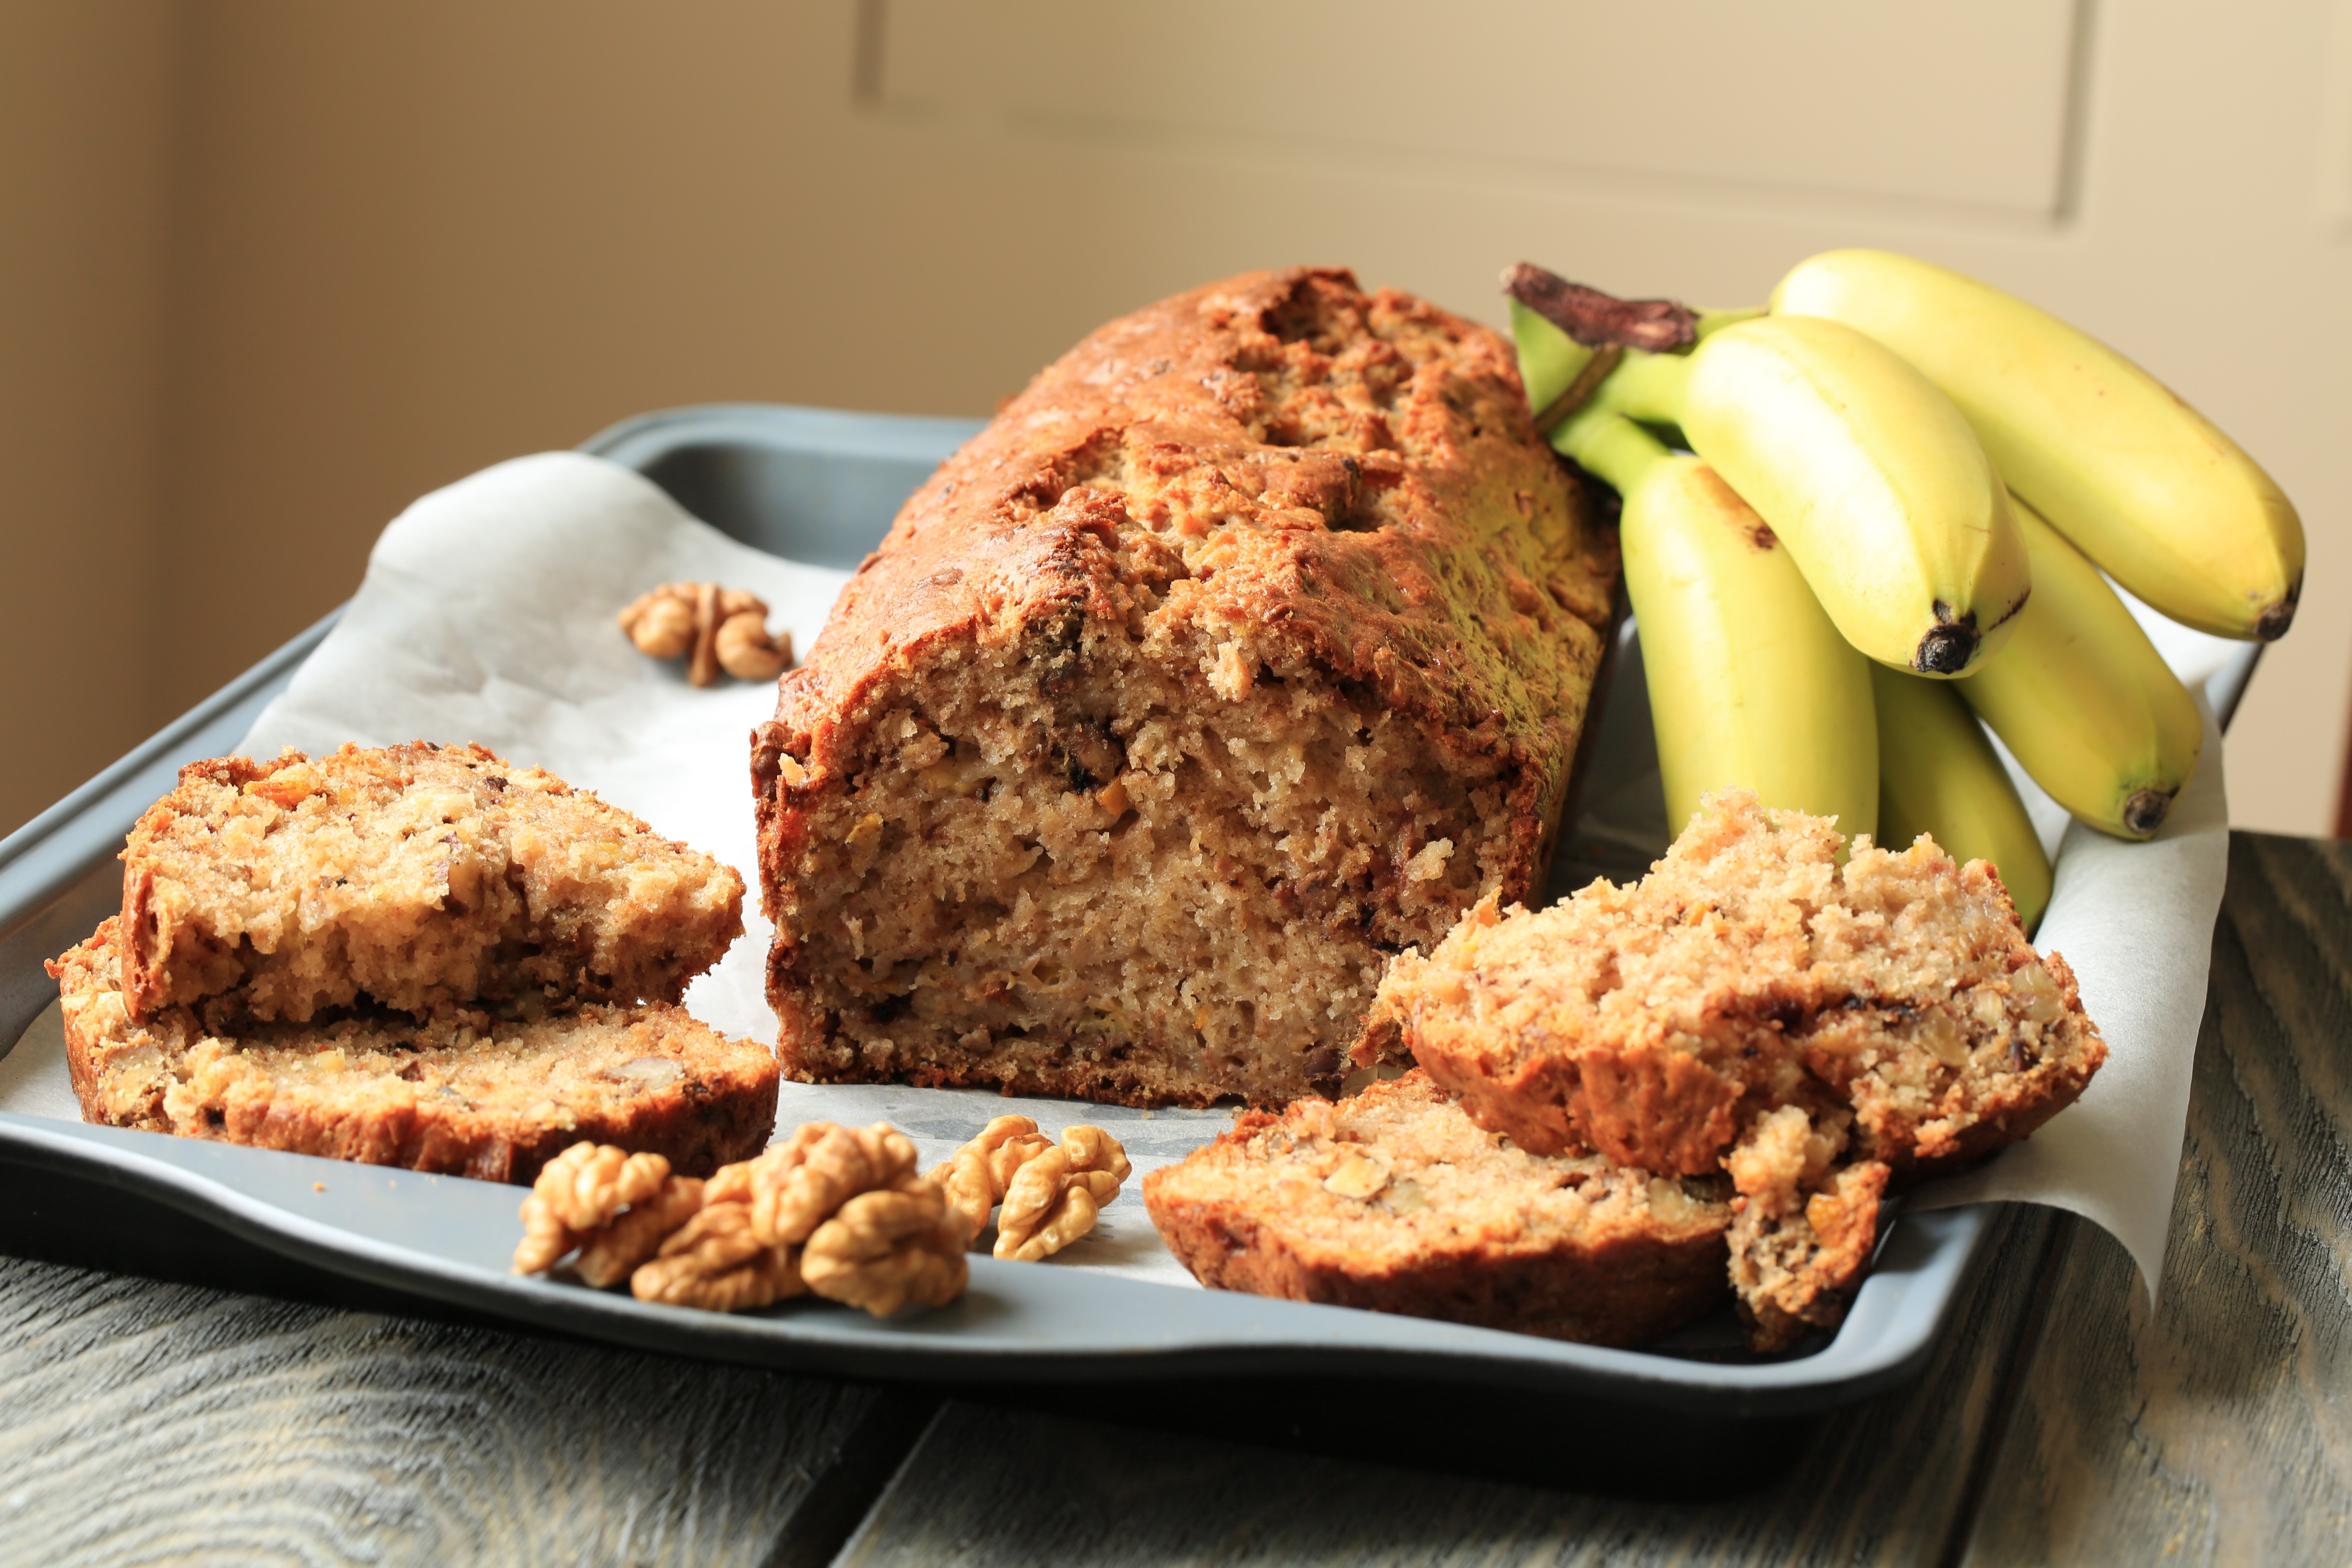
top-left (1590, 347), bottom-right (1694, 427)
top-left (1551, 405), bottom-right (1674, 496)
top-left (1694, 306), bottom-right (1764, 340)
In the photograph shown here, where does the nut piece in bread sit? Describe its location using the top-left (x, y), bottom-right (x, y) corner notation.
top-left (119, 742), bottom-right (744, 1024)
top-left (753, 267), bottom-right (1618, 1109)
top-left (1368, 790), bottom-right (2107, 1182)
top-left (50, 916), bottom-right (779, 1184)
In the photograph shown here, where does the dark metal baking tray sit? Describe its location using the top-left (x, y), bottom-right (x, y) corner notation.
top-left (0, 401), bottom-right (2226, 1423)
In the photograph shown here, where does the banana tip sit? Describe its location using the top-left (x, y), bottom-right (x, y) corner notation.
top-left (2256, 598), bottom-right (2296, 641)
top-left (1913, 625), bottom-right (1978, 676)
top-left (2123, 788), bottom-right (2176, 836)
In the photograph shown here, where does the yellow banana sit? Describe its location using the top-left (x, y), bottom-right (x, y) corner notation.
top-left (1870, 663), bottom-right (2051, 932)
top-left (1552, 405), bottom-right (1878, 840)
top-left (1956, 495), bottom-right (2203, 840)
top-left (1771, 249), bottom-right (2303, 641)
top-left (1597, 317), bottom-right (2032, 678)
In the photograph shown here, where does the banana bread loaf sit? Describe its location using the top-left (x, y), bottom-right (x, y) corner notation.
top-left (1362, 790), bottom-right (2107, 1181)
top-left (752, 267), bottom-right (1618, 1107)
top-left (120, 742), bottom-right (744, 1023)
top-left (52, 916), bottom-right (777, 1183)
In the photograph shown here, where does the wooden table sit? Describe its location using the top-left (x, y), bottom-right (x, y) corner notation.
top-left (3, 833), bottom-right (2347, 1566)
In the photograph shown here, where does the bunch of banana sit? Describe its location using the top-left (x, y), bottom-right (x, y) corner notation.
top-left (1508, 248), bottom-right (2288, 863)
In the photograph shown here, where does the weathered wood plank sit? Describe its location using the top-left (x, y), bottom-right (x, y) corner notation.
top-left (1958, 833), bottom-right (2352, 1566)
top-left (833, 1205), bottom-right (2067, 1567)
top-left (0, 1256), bottom-right (926, 1568)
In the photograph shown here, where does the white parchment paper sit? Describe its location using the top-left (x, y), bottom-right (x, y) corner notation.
top-left (4, 450), bottom-right (2233, 1298)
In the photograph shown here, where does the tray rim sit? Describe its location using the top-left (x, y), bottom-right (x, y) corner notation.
top-left (0, 1106), bottom-right (1989, 1417)
top-left (0, 399), bottom-right (2209, 1417)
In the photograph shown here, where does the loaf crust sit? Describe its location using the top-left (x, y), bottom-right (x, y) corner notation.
top-left (51, 917), bottom-right (777, 1184)
top-left (753, 267), bottom-right (1617, 1107)
top-left (1365, 791), bottom-right (2107, 1182)
top-left (120, 742), bottom-right (744, 1024)
top-left (1143, 1069), bottom-right (1733, 1347)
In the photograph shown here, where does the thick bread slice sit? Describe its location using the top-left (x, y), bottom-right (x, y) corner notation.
top-left (1143, 1069), bottom-right (1738, 1347)
top-left (51, 917), bottom-right (777, 1183)
top-left (120, 742), bottom-right (744, 1024)
top-left (753, 267), bottom-right (1617, 1108)
top-left (1365, 790), bottom-right (2107, 1182)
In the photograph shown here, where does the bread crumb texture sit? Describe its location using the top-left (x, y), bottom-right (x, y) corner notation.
top-left (1144, 1068), bottom-right (1735, 1347)
top-left (52, 915), bottom-right (777, 1184)
top-left (119, 741), bottom-right (744, 1022)
top-left (1376, 789), bottom-right (2107, 1183)
top-left (754, 267), bottom-right (1618, 1109)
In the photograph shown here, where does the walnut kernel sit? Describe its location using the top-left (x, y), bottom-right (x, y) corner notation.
top-left (801, 1182), bottom-right (970, 1316)
top-left (618, 581), bottom-right (793, 686)
top-left (511, 1141), bottom-right (693, 1280)
top-left (631, 1200), bottom-right (806, 1312)
top-left (931, 1121), bottom-right (1130, 1261)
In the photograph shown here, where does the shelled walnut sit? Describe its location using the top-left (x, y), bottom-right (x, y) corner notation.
top-left (631, 1199), bottom-right (806, 1312)
top-left (931, 1118), bottom-right (1131, 1261)
top-left (515, 1125), bottom-right (973, 1320)
top-left (618, 581), bottom-right (793, 686)
top-left (511, 1142), bottom-right (704, 1287)
top-left (802, 1183), bottom-right (970, 1316)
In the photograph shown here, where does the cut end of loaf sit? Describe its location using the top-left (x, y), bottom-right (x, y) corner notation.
top-left (758, 619), bottom-right (1530, 1106)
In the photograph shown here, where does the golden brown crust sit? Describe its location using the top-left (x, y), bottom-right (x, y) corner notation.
top-left (51, 917), bottom-right (777, 1184)
top-left (120, 742), bottom-right (744, 1024)
top-left (753, 267), bottom-right (1617, 1105)
top-left (1142, 1070), bottom-right (1732, 1347)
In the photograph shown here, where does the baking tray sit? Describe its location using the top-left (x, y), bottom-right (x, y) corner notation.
top-left (0, 402), bottom-right (2256, 1432)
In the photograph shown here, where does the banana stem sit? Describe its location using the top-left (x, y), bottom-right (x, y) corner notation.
top-left (1551, 405), bottom-right (1675, 497)
top-left (1694, 305), bottom-right (1764, 339)
top-left (1591, 347), bottom-right (1693, 426)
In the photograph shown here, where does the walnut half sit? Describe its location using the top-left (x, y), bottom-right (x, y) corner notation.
top-left (512, 1142), bottom-right (702, 1287)
top-left (930, 1119), bottom-right (1131, 1262)
top-left (619, 581), bottom-right (793, 686)
top-left (801, 1183), bottom-right (970, 1316)
top-left (625, 1120), bottom-right (971, 1319)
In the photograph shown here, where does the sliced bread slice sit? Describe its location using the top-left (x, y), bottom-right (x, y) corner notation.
top-left (51, 916), bottom-right (777, 1183)
top-left (1143, 1068), bottom-right (1737, 1347)
top-left (1364, 790), bottom-right (2106, 1182)
top-left (118, 742), bottom-right (744, 1023)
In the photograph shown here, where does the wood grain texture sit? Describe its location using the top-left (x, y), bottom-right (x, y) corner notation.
top-left (1959, 834), bottom-right (2352, 1566)
top-left (834, 1207), bottom-right (2065, 1568)
top-left (0, 1256), bottom-right (908, 1568)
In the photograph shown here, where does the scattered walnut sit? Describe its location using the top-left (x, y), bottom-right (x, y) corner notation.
top-left (574, 1176), bottom-right (705, 1288)
top-left (711, 1120), bottom-right (924, 1247)
top-left (801, 1182), bottom-right (970, 1316)
top-left (931, 1120), bottom-right (1130, 1261)
top-left (631, 1200), bottom-right (806, 1312)
top-left (511, 1141), bottom-right (693, 1279)
top-left (616, 591), bottom-right (694, 659)
top-left (932, 1115), bottom-right (1053, 1235)
top-left (523, 1122), bottom-right (973, 1319)
top-left (618, 582), bottom-right (793, 686)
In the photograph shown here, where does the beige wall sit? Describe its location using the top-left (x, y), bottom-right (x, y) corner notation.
top-left (3, 0), bottom-right (2346, 836)
top-left (0, 0), bottom-right (180, 834)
